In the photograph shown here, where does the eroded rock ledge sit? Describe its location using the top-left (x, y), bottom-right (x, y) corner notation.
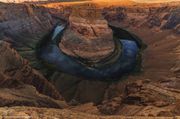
top-left (0, 106), bottom-right (179, 119)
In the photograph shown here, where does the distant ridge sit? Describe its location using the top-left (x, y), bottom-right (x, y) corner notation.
top-left (133, 0), bottom-right (180, 3)
top-left (91, 0), bottom-right (136, 6)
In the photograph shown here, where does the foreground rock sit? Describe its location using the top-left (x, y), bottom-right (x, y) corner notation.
top-left (0, 78), bottom-right (66, 108)
top-left (0, 106), bottom-right (179, 119)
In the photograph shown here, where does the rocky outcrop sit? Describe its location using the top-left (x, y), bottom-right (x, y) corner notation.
top-left (0, 40), bottom-right (63, 100)
top-left (59, 4), bottom-right (115, 62)
top-left (98, 79), bottom-right (180, 116)
top-left (0, 79), bottom-right (66, 108)
top-left (103, 5), bottom-right (180, 32)
top-left (0, 48), bottom-right (66, 108)
top-left (103, 7), bottom-right (127, 22)
top-left (162, 8), bottom-right (180, 29)
top-left (122, 80), bottom-right (173, 106)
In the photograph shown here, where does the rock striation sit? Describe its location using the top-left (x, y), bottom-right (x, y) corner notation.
top-left (59, 4), bottom-right (115, 62)
top-left (0, 40), bottom-right (63, 100)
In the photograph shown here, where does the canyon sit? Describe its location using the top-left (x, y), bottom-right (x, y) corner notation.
top-left (0, 0), bottom-right (179, 118)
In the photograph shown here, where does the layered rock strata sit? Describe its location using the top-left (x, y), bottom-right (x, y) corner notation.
top-left (59, 4), bottom-right (115, 62)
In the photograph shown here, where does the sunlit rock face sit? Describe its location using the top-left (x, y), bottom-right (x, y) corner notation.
top-left (59, 4), bottom-right (115, 62)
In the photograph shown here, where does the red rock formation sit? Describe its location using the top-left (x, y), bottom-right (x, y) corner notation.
top-left (59, 4), bottom-right (115, 62)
